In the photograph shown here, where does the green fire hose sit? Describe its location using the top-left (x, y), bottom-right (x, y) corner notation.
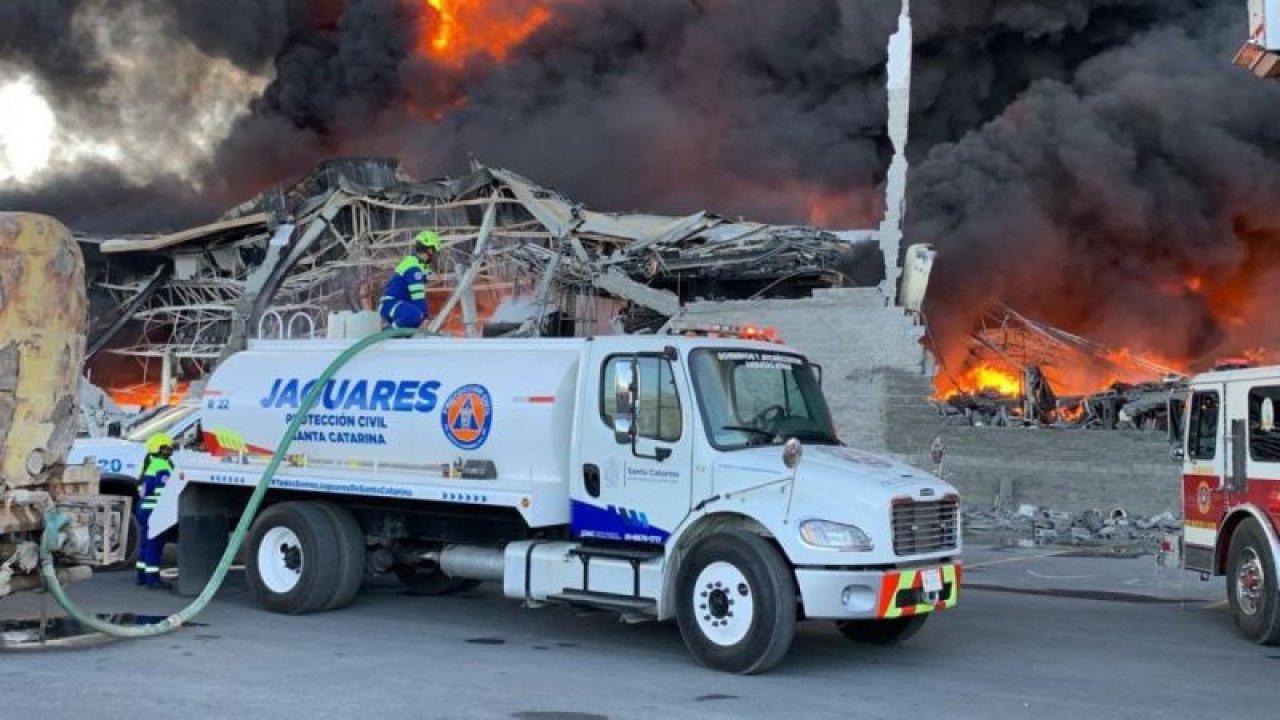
top-left (38, 327), bottom-right (415, 638)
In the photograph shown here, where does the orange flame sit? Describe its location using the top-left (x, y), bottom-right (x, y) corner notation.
top-left (421, 0), bottom-right (554, 66)
top-left (108, 383), bottom-right (189, 410)
top-left (935, 344), bottom-right (1191, 403)
top-left (940, 362), bottom-right (1023, 399)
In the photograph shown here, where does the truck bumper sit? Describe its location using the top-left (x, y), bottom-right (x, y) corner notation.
top-left (794, 562), bottom-right (962, 620)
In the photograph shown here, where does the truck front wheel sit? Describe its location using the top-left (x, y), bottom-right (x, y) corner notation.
top-left (1227, 519), bottom-right (1280, 645)
top-left (675, 530), bottom-right (796, 674)
top-left (835, 615), bottom-right (928, 645)
top-left (245, 502), bottom-right (342, 615)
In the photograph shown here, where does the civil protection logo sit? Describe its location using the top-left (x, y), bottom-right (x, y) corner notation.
top-left (1196, 480), bottom-right (1213, 515)
top-left (441, 384), bottom-right (492, 450)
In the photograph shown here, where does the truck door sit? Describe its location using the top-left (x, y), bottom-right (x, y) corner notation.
top-left (572, 348), bottom-right (693, 546)
top-left (1183, 384), bottom-right (1226, 573)
top-left (1238, 382), bottom-right (1280, 536)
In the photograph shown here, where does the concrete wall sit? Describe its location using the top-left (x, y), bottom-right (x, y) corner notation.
top-left (681, 288), bottom-right (929, 452)
top-left (882, 371), bottom-right (1180, 516)
top-left (682, 289), bottom-right (1181, 516)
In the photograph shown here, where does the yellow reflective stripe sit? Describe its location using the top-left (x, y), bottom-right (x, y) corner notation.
top-left (395, 256), bottom-right (423, 274)
top-left (880, 565), bottom-right (960, 618)
top-left (144, 457), bottom-right (173, 476)
top-left (881, 569), bottom-right (917, 618)
top-left (210, 428), bottom-right (249, 452)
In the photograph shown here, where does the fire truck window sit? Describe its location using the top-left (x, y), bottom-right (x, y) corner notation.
top-left (1188, 391), bottom-right (1219, 461)
top-left (1248, 387), bottom-right (1280, 462)
top-left (601, 356), bottom-right (682, 443)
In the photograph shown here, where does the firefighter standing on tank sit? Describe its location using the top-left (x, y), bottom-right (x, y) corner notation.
top-left (379, 230), bottom-right (441, 330)
top-left (136, 434), bottom-right (174, 588)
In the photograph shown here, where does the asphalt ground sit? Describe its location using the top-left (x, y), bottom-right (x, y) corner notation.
top-left (1, 545), bottom-right (1272, 720)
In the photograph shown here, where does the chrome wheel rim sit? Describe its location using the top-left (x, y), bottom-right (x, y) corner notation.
top-left (1236, 547), bottom-right (1265, 617)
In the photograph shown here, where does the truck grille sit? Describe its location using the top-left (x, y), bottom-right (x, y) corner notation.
top-left (892, 497), bottom-right (959, 556)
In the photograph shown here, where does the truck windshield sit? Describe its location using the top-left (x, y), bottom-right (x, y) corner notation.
top-left (125, 405), bottom-right (199, 443)
top-left (689, 348), bottom-right (839, 450)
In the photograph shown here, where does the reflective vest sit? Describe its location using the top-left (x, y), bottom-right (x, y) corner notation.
top-left (380, 256), bottom-right (429, 315)
top-left (138, 456), bottom-right (173, 514)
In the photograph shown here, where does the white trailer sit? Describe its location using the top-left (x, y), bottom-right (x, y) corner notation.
top-left (153, 326), bottom-right (961, 673)
top-left (69, 402), bottom-right (203, 481)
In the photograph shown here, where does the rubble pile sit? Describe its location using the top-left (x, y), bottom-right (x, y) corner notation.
top-left (963, 504), bottom-right (1182, 551)
top-left (937, 377), bottom-right (1185, 432)
top-left (934, 307), bottom-right (1187, 433)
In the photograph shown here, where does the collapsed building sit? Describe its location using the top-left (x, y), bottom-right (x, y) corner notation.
top-left (78, 158), bottom-right (887, 409)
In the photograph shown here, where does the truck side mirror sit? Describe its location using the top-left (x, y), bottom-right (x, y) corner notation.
top-left (1166, 392), bottom-right (1186, 462)
top-left (613, 358), bottom-right (636, 444)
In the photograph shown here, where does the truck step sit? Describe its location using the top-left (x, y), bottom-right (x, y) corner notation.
top-left (569, 545), bottom-right (664, 562)
top-left (547, 589), bottom-right (657, 613)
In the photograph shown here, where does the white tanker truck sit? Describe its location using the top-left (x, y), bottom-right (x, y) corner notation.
top-left (153, 326), bottom-right (962, 673)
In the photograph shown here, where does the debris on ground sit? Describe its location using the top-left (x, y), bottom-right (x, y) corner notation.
top-left (963, 504), bottom-right (1182, 552)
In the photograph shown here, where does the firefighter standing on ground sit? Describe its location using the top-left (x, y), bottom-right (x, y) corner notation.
top-left (137, 434), bottom-right (175, 588)
top-left (379, 230), bottom-right (441, 329)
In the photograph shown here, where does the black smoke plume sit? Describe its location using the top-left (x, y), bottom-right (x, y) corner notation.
top-left (2, 0), bottom-right (1278, 372)
top-left (0, 0), bottom-right (899, 232)
top-left (909, 1), bottom-right (1280, 371)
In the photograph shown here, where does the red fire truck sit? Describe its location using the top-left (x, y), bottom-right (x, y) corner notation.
top-left (1173, 366), bottom-right (1280, 644)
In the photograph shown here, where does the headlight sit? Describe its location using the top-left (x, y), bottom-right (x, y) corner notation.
top-left (799, 519), bottom-right (874, 551)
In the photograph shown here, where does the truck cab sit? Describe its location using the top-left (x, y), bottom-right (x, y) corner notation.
top-left (159, 325), bottom-right (961, 673)
top-left (1175, 366), bottom-right (1280, 644)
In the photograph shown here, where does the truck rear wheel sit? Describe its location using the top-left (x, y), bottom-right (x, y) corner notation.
top-left (835, 615), bottom-right (928, 645)
top-left (675, 530), bottom-right (796, 674)
top-left (245, 502), bottom-right (341, 615)
top-left (314, 502), bottom-right (366, 611)
top-left (1226, 519), bottom-right (1280, 645)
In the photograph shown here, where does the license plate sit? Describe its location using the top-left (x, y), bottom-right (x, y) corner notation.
top-left (921, 568), bottom-right (943, 594)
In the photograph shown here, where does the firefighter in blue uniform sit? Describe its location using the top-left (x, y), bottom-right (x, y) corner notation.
top-left (136, 433), bottom-right (174, 588)
top-left (379, 230), bottom-right (441, 329)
